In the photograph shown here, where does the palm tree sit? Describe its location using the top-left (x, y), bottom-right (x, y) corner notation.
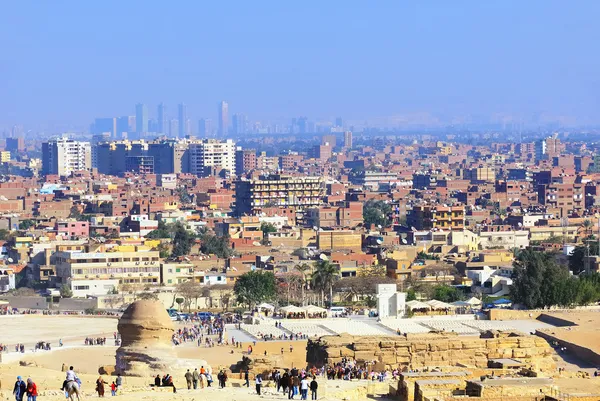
top-left (311, 260), bottom-right (340, 308)
top-left (294, 263), bottom-right (311, 306)
top-left (582, 219), bottom-right (593, 238)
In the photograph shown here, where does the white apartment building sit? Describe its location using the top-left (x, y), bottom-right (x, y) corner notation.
top-left (42, 138), bottom-right (91, 176)
top-left (54, 248), bottom-right (160, 297)
top-left (189, 139), bottom-right (236, 177)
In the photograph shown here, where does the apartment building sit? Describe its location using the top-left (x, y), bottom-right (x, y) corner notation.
top-left (235, 148), bottom-right (257, 175)
top-left (234, 174), bottom-right (324, 216)
top-left (537, 182), bottom-right (584, 217)
top-left (189, 139), bottom-right (236, 177)
top-left (42, 138), bottom-right (91, 176)
top-left (95, 140), bottom-right (149, 176)
top-left (349, 170), bottom-right (398, 190)
top-left (407, 205), bottom-right (465, 231)
top-left (54, 248), bottom-right (160, 297)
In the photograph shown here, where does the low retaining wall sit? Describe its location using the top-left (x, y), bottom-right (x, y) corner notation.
top-left (536, 330), bottom-right (600, 367)
top-left (537, 313), bottom-right (577, 327)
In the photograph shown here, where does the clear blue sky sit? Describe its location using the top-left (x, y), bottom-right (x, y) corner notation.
top-left (1, 1), bottom-right (599, 130)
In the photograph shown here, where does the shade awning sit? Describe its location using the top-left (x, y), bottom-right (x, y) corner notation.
top-left (406, 300), bottom-right (432, 310)
top-left (426, 300), bottom-right (456, 310)
top-left (280, 305), bottom-right (305, 314)
top-left (303, 305), bottom-right (327, 314)
top-left (257, 302), bottom-right (275, 310)
top-left (465, 297), bottom-right (482, 305)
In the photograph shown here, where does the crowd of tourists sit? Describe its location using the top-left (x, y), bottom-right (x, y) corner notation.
top-left (172, 318), bottom-right (227, 346)
top-left (84, 337), bottom-right (107, 346)
top-left (179, 366), bottom-right (215, 391)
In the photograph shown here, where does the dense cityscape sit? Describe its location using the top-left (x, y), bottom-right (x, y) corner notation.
top-left (2, 2), bottom-right (600, 401)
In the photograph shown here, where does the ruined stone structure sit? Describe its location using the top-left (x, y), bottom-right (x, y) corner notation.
top-left (115, 300), bottom-right (177, 376)
top-left (307, 331), bottom-right (555, 372)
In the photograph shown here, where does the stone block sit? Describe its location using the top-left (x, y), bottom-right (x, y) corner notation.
top-left (355, 351), bottom-right (376, 361)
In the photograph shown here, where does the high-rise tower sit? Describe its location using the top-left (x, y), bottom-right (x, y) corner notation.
top-left (157, 103), bottom-right (167, 134)
top-left (135, 103), bottom-right (148, 134)
top-left (218, 101), bottom-right (229, 137)
top-left (178, 103), bottom-right (187, 138)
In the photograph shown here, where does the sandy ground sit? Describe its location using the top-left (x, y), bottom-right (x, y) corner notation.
top-left (539, 311), bottom-right (600, 354)
top-left (0, 315), bottom-right (118, 346)
top-left (2, 314), bottom-right (600, 400)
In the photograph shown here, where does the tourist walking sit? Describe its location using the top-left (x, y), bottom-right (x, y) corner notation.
top-left (300, 376), bottom-right (309, 400)
top-left (292, 374), bottom-right (300, 398)
top-left (13, 376), bottom-right (26, 401)
top-left (244, 370), bottom-right (250, 387)
top-left (26, 378), bottom-right (37, 401)
top-left (185, 369), bottom-right (193, 389)
top-left (96, 376), bottom-right (106, 397)
top-left (255, 374), bottom-right (263, 395)
top-left (192, 368), bottom-right (199, 389)
top-left (310, 377), bottom-right (318, 400)
top-left (115, 374), bottom-right (122, 391)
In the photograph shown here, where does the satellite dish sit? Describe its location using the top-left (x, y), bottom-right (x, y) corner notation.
top-left (376, 239), bottom-right (383, 245)
top-left (377, 225), bottom-right (382, 229)
top-left (319, 254), bottom-right (328, 261)
top-left (253, 241), bottom-right (261, 246)
top-left (7, 258), bottom-right (13, 263)
top-left (313, 226), bottom-right (318, 231)
top-left (401, 238), bottom-right (408, 244)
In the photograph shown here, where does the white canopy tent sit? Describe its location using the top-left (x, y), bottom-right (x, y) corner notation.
top-left (257, 302), bottom-right (275, 310)
top-left (426, 300), bottom-right (456, 310)
top-left (280, 305), bottom-right (305, 314)
top-left (406, 300), bottom-right (432, 311)
top-left (465, 297), bottom-right (482, 306)
top-left (303, 305), bottom-right (327, 314)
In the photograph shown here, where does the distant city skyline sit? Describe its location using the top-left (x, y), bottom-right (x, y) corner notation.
top-left (1, 2), bottom-right (600, 131)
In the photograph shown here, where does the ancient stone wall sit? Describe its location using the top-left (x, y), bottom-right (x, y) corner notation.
top-left (308, 332), bottom-right (555, 372)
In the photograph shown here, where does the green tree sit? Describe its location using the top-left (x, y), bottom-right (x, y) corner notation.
top-left (59, 284), bottom-right (73, 298)
top-left (294, 263), bottom-right (312, 306)
top-left (511, 249), bottom-right (548, 308)
top-left (18, 219), bottom-right (35, 230)
top-left (260, 222), bottom-right (277, 236)
top-left (311, 260), bottom-right (340, 307)
top-left (582, 219), bottom-right (593, 238)
top-left (177, 187), bottom-right (192, 204)
top-left (432, 284), bottom-right (462, 303)
top-left (171, 223), bottom-right (193, 257)
top-left (0, 229), bottom-right (9, 240)
top-left (234, 270), bottom-right (277, 309)
top-left (511, 249), bottom-right (589, 308)
top-left (175, 297), bottom-right (184, 310)
top-left (146, 221), bottom-right (171, 239)
top-left (68, 205), bottom-right (83, 220)
top-left (363, 199), bottom-right (392, 228)
top-left (157, 242), bottom-right (171, 259)
top-left (406, 288), bottom-right (417, 301)
top-left (199, 233), bottom-right (234, 259)
top-left (569, 243), bottom-right (599, 275)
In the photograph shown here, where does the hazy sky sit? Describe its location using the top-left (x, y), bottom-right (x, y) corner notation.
top-left (1, 1), bottom-right (599, 130)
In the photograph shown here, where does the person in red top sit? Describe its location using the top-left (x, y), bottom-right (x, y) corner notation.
top-left (26, 378), bottom-right (38, 401)
top-left (110, 381), bottom-right (117, 396)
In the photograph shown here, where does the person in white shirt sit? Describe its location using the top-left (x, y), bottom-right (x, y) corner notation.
top-left (300, 377), bottom-right (309, 400)
top-left (255, 374), bottom-right (263, 395)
